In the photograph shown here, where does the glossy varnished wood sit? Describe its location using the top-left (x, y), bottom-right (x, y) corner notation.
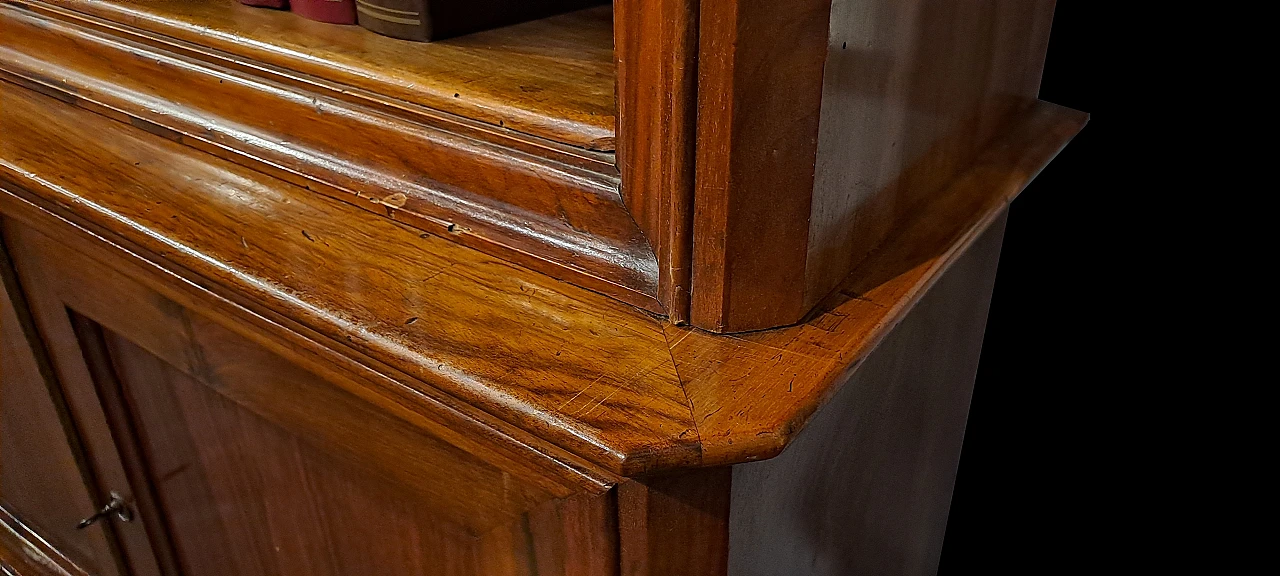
top-left (804, 0), bottom-right (1056, 321)
top-left (3, 0), bottom-right (1077, 335)
top-left (0, 76), bottom-right (1085, 475)
top-left (30, 0), bottom-right (617, 149)
top-left (0, 2), bottom-right (663, 313)
top-left (1, 507), bottom-right (90, 576)
top-left (0, 0), bottom-right (675, 322)
top-left (691, 0), bottom-right (831, 331)
top-left (6, 238), bottom-right (627, 573)
top-left (673, 102), bottom-right (1087, 466)
top-left (728, 214), bottom-right (1006, 576)
top-left (615, 0), bottom-right (699, 324)
top-left (4, 228), bottom-right (185, 576)
top-left (15, 228), bottom-right (579, 536)
top-left (0, 80), bottom-right (695, 476)
top-left (1, 247), bottom-right (121, 576)
top-left (691, 0), bottom-right (1059, 331)
top-left (618, 469), bottom-right (731, 576)
top-left (612, 213), bottom-right (1009, 575)
top-left (0, 0), bottom-right (1090, 570)
top-left (64, 316), bottom-right (184, 576)
top-left (474, 490), bottom-right (618, 576)
top-left (84, 321), bottom-right (502, 575)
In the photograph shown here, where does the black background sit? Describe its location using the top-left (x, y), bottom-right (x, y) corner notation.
top-left (938, 2), bottom-right (1110, 570)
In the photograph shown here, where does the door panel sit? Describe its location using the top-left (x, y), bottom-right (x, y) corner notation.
top-left (14, 222), bottom-right (558, 535)
top-left (1, 235), bottom-right (120, 576)
top-left (2, 215), bottom-right (621, 575)
top-left (80, 317), bottom-right (482, 576)
top-left (4, 225), bottom-right (168, 576)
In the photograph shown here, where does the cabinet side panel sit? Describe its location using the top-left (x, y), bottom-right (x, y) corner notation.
top-left (728, 213), bottom-right (1005, 576)
top-left (618, 468), bottom-right (730, 576)
top-left (805, 0), bottom-right (1053, 309)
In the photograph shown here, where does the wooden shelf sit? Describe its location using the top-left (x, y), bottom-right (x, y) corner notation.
top-left (35, 0), bottom-right (617, 150)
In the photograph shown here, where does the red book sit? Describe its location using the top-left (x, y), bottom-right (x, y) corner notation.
top-left (292, 0), bottom-right (358, 24)
top-left (239, 0), bottom-right (288, 8)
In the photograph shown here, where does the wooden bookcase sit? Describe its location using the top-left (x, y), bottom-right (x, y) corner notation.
top-left (1, 0), bottom-right (1086, 574)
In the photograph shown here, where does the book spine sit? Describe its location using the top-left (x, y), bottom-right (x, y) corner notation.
top-left (354, 0), bottom-right (429, 41)
top-left (239, 0), bottom-right (289, 8)
top-left (292, 0), bottom-right (358, 25)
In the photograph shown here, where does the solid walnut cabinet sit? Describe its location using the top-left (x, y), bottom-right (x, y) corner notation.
top-left (1, 0), bottom-right (1085, 574)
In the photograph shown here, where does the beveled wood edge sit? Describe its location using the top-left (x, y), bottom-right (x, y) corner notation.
top-left (674, 101), bottom-right (1089, 467)
top-left (16, 0), bottom-right (617, 154)
top-left (0, 507), bottom-right (88, 576)
top-left (0, 78), bottom-right (1085, 476)
top-left (0, 4), bottom-right (666, 315)
top-left (0, 188), bottom-right (624, 495)
top-left (0, 77), bottom-right (697, 480)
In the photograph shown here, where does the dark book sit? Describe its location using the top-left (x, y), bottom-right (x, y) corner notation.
top-left (355, 0), bottom-right (606, 42)
top-left (293, 0), bottom-right (357, 24)
top-left (239, 0), bottom-right (289, 8)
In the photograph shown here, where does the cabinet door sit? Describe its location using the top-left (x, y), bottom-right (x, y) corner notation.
top-left (1, 220), bottom-right (619, 576)
top-left (1, 238), bottom-right (122, 576)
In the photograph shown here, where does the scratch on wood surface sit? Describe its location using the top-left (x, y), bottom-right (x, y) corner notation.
top-left (579, 384), bottom-right (622, 417)
top-left (719, 333), bottom-right (833, 363)
top-left (665, 326), bottom-right (695, 350)
top-left (420, 263), bottom-right (454, 285)
top-left (557, 373), bottom-right (604, 410)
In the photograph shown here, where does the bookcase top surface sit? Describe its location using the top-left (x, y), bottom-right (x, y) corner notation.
top-left (39, 0), bottom-right (617, 150)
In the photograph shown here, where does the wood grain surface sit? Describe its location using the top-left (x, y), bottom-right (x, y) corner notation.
top-left (727, 214), bottom-right (1006, 576)
top-left (0, 75), bottom-right (1085, 475)
top-left (691, 0), bottom-right (1059, 331)
top-left (16, 229), bottom-right (583, 536)
top-left (615, 0), bottom-right (699, 324)
top-left (1, 249), bottom-right (122, 576)
top-left (26, 0), bottom-right (616, 150)
top-left (5, 302), bottom-right (623, 575)
top-left (0, 2), bottom-right (662, 313)
top-left (90, 321), bottom-right (520, 575)
top-left (64, 315), bottom-right (184, 576)
top-left (1, 507), bottom-right (90, 576)
top-left (690, 0), bottom-right (832, 331)
top-left (0, 78), bottom-right (694, 477)
top-left (6, 222), bottom-right (628, 576)
top-left (0, 2), bottom-right (1088, 571)
top-left (673, 101), bottom-right (1086, 467)
top-left (804, 0), bottom-right (1058, 320)
top-left (618, 468), bottom-right (731, 576)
